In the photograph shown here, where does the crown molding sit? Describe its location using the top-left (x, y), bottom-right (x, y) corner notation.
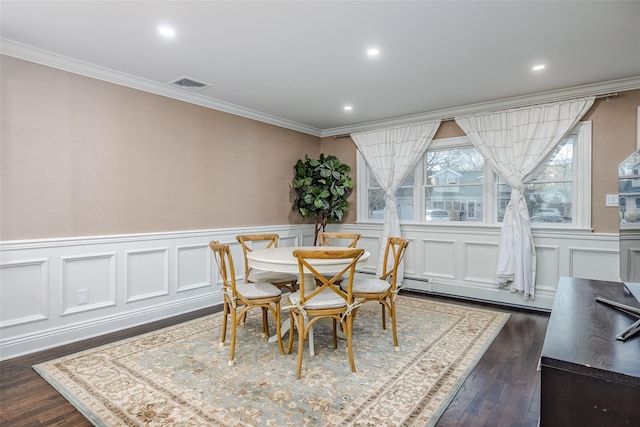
top-left (3, 38), bottom-right (639, 140)
top-left (320, 76), bottom-right (640, 137)
top-left (0, 38), bottom-right (322, 137)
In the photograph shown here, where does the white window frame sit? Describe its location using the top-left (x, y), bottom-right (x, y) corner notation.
top-left (356, 121), bottom-right (592, 229)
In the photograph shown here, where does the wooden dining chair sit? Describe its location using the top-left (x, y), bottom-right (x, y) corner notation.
top-left (236, 234), bottom-right (298, 292)
top-left (318, 232), bottom-right (362, 283)
top-left (286, 248), bottom-right (365, 379)
top-left (341, 237), bottom-right (409, 352)
top-left (319, 232), bottom-right (361, 248)
top-left (209, 241), bottom-right (285, 366)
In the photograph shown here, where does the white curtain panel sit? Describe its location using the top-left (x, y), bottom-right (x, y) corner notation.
top-left (351, 121), bottom-right (440, 279)
top-left (455, 96), bottom-right (595, 300)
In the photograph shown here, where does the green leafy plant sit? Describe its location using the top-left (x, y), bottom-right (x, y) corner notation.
top-left (293, 154), bottom-right (354, 245)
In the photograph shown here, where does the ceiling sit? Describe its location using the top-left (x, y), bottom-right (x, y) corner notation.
top-left (2, 1), bottom-right (640, 136)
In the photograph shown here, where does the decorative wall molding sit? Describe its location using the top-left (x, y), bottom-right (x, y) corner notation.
top-left (0, 258), bottom-right (49, 328)
top-left (330, 223), bottom-right (620, 311)
top-left (0, 39), bottom-right (322, 137)
top-left (462, 241), bottom-right (499, 285)
top-left (125, 248), bottom-right (170, 303)
top-left (0, 222), bottom-right (621, 359)
top-left (176, 244), bottom-right (211, 293)
top-left (3, 38), bottom-right (639, 139)
top-left (0, 225), bottom-right (311, 360)
top-left (568, 247), bottom-right (619, 281)
top-left (321, 78), bottom-right (640, 137)
top-left (534, 245), bottom-right (561, 293)
top-left (60, 252), bottom-right (117, 316)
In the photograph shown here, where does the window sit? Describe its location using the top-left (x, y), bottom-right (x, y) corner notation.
top-left (366, 167), bottom-right (415, 221)
top-left (357, 121), bottom-right (592, 228)
top-left (498, 137), bottom-right (574, 224)
top-left (425, 146), bottom-right (484, 222)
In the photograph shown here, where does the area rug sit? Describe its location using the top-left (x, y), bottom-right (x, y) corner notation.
top-left (34, 295), bottom-right (509, 426)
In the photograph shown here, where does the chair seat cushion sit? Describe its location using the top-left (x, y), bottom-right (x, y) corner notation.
top-left (342, 274), bottom-right (390, 294)
top-left (289, 289), bottom-right (347, 310)
top-left (237, 281), bottom-right (282, 299)
top-left (248, 270), bottom-right (297, 284)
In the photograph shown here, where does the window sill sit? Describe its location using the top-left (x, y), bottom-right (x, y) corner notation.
top-left (355, 220), bottom-right (595, 235)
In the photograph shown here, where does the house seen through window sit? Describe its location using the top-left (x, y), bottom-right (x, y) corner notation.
top-left (359, 121), bottom-right (591, 227)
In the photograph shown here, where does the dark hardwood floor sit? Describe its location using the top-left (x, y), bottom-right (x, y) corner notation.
top-left (0, 293), bottom-right (549, 426)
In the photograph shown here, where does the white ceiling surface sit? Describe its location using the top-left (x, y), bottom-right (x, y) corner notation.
top-left (2, 1), bottom-right (640, 136)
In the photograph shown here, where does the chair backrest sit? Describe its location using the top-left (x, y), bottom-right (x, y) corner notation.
top-left (380, 237), bottom-right (410, 285)
top-left (318, 232), bottom-right (361, 248)
top-left (292, 248), bottom-right (365, 305)
top-left (236, 234), bottom-right (280, 280)
top-left (210, 241), bottom-right (238, 296)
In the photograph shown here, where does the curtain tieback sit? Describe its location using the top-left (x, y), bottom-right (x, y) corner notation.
top-left (392, 284), bottom-right (405, 302)
top-left (283, 301), bottom-right (308, 318)
top-left (341, 301), bottom-right (362, 321)
top-left (222, 287), bottom-right (237, 308)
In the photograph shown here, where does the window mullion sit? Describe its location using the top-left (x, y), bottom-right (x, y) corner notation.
top-left (414, 158), bottom-right (424, 222)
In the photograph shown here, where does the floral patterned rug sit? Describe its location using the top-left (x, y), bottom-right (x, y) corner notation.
top-left (34, 295), bottom-right (509, 426)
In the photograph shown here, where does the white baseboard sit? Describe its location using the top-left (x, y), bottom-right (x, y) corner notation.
top-left (404, 277), bottom-right (554, 311)
top-left (1, 291), bottom-right (221, 360)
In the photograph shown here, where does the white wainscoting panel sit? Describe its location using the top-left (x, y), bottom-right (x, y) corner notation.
top-left (61, 252), bottom-right (116, 316)
top-left (0, 223), bottom-right (619, 359)
top-left (568, 247), bottom-right (620, 281)
top-left (0, 225), bottom-right (311, 360)
top-left (534, 246), bottom-right (560, 293)
top-left (354, 235), bottom-right (381, 274)
top-left (176, 244), bottom-right (211, 293)
top-left (463, 241), bottom-right (499, 285)
top-left (0, 259), bottom-right (49, 327)
top-left (422, 238), bottom-right (456, 280)
top-left (402, 237), bottom-right (417, 276)
top-left (330, 223), bottom-right (620, 311)
top-left (628, 248), bottom-right (640, 282)
top-left (125, 248), bottom-right (169, 303)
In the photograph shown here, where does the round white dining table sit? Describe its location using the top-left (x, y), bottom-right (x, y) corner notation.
top-left (246, 246), bottom-right (370, 354)
top-left (246, 246), bottom-right (370, 275)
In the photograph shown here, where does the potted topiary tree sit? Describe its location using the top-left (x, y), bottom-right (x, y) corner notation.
top-left (293, 153), bottom-right (354, 245)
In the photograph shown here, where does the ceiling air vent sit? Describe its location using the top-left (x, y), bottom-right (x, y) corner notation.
top-left (168, 76), bottom-right (210, 92)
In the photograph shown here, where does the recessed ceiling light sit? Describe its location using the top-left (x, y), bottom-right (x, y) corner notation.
top-left (344, 105), bottom-right (353, 111)
top-left (367, 48), bottom-right (380, 57)
top-left (532, 64), bottom-right (546, 71)
top-left (158, 25), bottom-right (176, 39)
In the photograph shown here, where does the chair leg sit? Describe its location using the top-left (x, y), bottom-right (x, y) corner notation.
top-left (274, 301), bottom-right (284, 355)
top-left (220, 300), bottom-right (229, 346)
top-left (261, 307), bottom-right (269, 339)
top-left (308, 319), bottom-right (315, 357)
top-left (346, 314), bottom-right (356, 372)
top-left (381, 302), bottom-right (387, 330)
top-left (390, 299), bottom-right (399, 352)
top-left (228, 308), bottom-right (238, 366)
top-left (286, 313), bottom-right (295, 355)
top-left (295, 313), bottom-right (306, 380)
top-left (332, 318), bottom-right (338, 349)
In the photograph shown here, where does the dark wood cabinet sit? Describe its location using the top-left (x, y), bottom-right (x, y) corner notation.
top-left (540, 277), bottom-right (640, 426)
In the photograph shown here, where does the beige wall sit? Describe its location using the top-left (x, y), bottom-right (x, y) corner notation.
top-left (318, 135), bottom-right (359, 225)
top-left (322, 90), bottom-right (640, 233)
top-left (3, 55), bottom-right (638, 240)
top-left (584, 91), bottom-right (640, 233)
top-left (1, 56), bottom-right (320, 240)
